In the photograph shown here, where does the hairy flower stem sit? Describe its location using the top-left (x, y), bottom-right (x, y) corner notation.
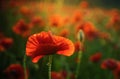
top-left (48, 55), bottom-right (52, 79)
top-left (75, 29), bottom-right (84, 79)
top-left (23, 54), bottom-right (27, 79)
top-left (75, 50), bottom-right (82, 79)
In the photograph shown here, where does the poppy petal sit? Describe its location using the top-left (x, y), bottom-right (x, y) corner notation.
top-left (55, 36), bottom-right (75, 56)
top-left (26, 34), bottom-right (39, 56)
top-left (32, 55), bottom-right (44, 63)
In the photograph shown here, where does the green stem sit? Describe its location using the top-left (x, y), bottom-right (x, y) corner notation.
top-left (75, 50), bottom-right (82, 79)
top-left (47, 55), bottom-right (52, 79)
top-left (23, 54), bottom-right (27, 79)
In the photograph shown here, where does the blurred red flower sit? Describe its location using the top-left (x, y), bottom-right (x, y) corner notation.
top-left (19, 6), bottom-right (33, 16)
top-left (106, 9), bottom-right (120, 31)
top-left (31, 16), bottom-right (45, 27)
top-left (26, 31), bottom-right (75, 63)
top-left (101, 59), bottom-right (118, 70)
top-left (12, 19), bottom-right (31, 37)
top-left (4, 64), bottom-right (28, 79)
top-left (51, 71), bottom-right (64, 79)
top-left (74, 41), bottom-right (84, 52)
top-left (99, 32), bottom-right (112, 41)
top-left (51, 70), bottom-right (75, 79)
top-left (0, 37), bottom-right (13, 52)
top-left (113, 62), bottom-right (120, 79)
top-left (80, 1), bottom-right (89, 9)
top-left (59, 29), bottom-right (69, 38)
top-left (76, 22), bottom-right (99, 40)
top-left (71, 10), bottom-right (83, 24)
top-left (49, 15), bottom-right (63, 27)
top-left (90, 52), bottom-right (102, 63)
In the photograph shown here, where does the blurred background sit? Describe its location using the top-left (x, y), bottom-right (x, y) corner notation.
top-left (0, 0), bottom-right (120, 79)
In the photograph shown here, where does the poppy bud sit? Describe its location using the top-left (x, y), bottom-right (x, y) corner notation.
top-left (77, 30), bottom-right (85, 42)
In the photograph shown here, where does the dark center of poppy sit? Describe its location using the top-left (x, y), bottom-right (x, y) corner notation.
top-left (106, 60), bottom-right (117, 70)
top-left (19, 24), bottom-right (29, 32)
top-left (1, 39), bottom-right (12, 48)
top-left (39, 44), bottom-right (58, 55)
top-left (10, 69), bottom-right (19, 78)
top-left (52, 21), bottom-right (59, 26)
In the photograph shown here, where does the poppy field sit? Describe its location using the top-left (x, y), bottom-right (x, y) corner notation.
top-left (0, 0), bottom-right (120, 79)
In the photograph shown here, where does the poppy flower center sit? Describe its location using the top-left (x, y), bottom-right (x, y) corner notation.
top-left (38, 44), bottom-right (59, 55)
top-left (106, 60), bottom-right (117, 70)
top-left (10, 69), bottom-right (19, 78)
top-left (19, 24), bottom-right (29, 32)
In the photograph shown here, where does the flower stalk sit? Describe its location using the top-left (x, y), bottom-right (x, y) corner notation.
top-left (47, 55), bottom-right (53, 79)
top-left (75, 50), bottom-right (82, 79)
top-left (23, 53), bottom-right (27, 79)
top-left (75, 30), bottom-right (85, 79)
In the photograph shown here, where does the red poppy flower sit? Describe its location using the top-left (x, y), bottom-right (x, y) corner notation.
top-left (51, 70), bottom-right (75, 79)
top-left (51, 71), bottom-right (64, 79)
top-left (76, 22), bottom-right (99, 40)
top-left (71, 10), bottom-right (83, 24)
top-left (113, 62), bottom-right (120, 79)
top-left (107, 15), bottom-right (120, 31)
top-left (49, 15), bottom-right (63, 27)
top-left (74, 41), bottom-right (84, 52)
top-left (106, 9), bottom-right (120, 31)
top-left (12, 19), bottom-right (31, 37)
top-left (20, 6), bottom-right (33, 16)
top-left (31, 16), bottom-right (45, 27)
top-left (4, 64), bottom-right (28, 79)
top-left (101, 59), bottom-right (118, 70)
top-left (99, 32), bottom-right (112, 41)
top-left (0, 37), bottom-right (13, 52)
top-left (26, 31), bottom-right (75, 63)
top-left (89, 52), bottom-right (102, 63)
top-left (80, 1), bottom-right (89, 8)
top-left (59, 29), bottom-right (69, 37)
top-left (109, 9), bottom-right (120, 24)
